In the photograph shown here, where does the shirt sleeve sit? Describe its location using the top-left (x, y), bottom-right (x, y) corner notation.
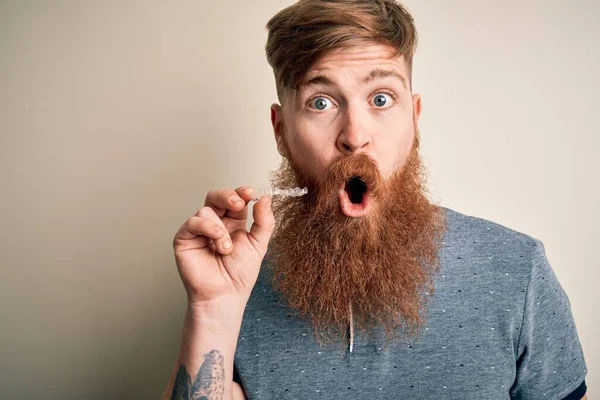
top-left (510, 239), bottom-right (587, 399)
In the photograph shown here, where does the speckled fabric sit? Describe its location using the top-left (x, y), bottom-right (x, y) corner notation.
top-left (233, 207), bottom-right (587, 399)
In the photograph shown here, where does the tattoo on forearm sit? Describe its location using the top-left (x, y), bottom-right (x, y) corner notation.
top-left (171, 350), bottom-right (225, 400)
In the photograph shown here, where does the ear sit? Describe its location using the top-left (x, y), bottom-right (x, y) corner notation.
top-left (271, 103), bottom-right (285, 156)
top-left (412, 93), bottom-right (422, 128)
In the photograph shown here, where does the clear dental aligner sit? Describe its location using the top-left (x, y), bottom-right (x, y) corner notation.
top-left (251, 187), bottom-right (308, 201)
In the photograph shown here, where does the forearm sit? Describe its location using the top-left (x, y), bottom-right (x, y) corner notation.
top-left (162, 305), bottom-right (244, 400)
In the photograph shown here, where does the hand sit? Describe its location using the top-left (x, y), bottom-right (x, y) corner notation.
top-left (172, 187), bottom-right (275, 317)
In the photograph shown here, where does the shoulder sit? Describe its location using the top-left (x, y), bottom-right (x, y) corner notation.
top-left (442, 206), bottom-right (541, 246)
top-left (442, 206), bottom-right (546, 266)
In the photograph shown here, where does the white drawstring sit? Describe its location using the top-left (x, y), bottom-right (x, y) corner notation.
top-left (349, 302), bottom-right (354, 353)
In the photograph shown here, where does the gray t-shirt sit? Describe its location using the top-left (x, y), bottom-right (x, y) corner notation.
top-left (233, 207), bottom-right (587, 399)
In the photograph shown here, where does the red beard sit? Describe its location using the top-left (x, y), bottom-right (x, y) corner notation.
top-left (268, 133), bottom-right (447, 348)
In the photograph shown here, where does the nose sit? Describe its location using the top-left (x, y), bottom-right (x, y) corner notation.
top-left (336, 109), bottom-right (372, 154)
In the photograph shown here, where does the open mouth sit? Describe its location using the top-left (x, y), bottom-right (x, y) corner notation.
top-left (338, 176), bottom-right (371, 218)
top-left (345, 177), bottom-right (367, 204)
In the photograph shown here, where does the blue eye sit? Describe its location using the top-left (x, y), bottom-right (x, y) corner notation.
top-left (311, 97), bottom-right (331, 111)
top-left (373, 93), bottom-right (392, 107)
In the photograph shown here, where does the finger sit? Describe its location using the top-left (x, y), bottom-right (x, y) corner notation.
top-left (224, 186), bottom-right (255, 221)
top-left (186, 216), bottom-right (225, 242)
top-left (173, 215), bottom-right (226, 252)
top-left (235, 186), bottom-right (255, 202)
top-left (173, 219), bottom-right (210, 250)
top-left (249, 195), bottom-right (275, 251)
top-left (191, 207), bottom-right (234, 254)
top-left (203, 189), bottom-right (246, 218)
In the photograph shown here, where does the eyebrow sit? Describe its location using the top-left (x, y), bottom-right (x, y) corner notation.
top-left (362, 68), bottom-right (408, 88)
top-left (300, 68), bottom-right (408, 90)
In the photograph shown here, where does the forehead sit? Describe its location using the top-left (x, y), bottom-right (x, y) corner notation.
top-left (300, 42), bottom-right (409, 89)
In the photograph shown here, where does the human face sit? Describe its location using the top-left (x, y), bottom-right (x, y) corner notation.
top-left (271, 41), bottom-right (422, 185)
top-left (267, 43), bottom-right (447, 344)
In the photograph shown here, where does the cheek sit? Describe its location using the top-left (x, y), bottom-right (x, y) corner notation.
top-left (286, 127), bottom-right (336, 181)
top-left (376, 121), bottom-right (415, 176)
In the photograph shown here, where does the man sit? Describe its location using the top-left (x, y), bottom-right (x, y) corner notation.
top-left (163, 1), bottom-right (588, 399)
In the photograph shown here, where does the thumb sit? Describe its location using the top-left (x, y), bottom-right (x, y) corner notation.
top-left (249, 196), bottom-right (275, 251)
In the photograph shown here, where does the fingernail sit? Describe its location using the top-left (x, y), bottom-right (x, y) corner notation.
top-left (232, 197), bottom-right (244, 203)
top-left (242, 187), bottom-right (254, 195)
top-left (222, 240), bottom-right (232, 249)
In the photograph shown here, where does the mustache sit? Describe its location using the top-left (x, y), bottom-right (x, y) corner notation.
top-left (322, 153), bottom-right (384, 199)
top-left (295, 153), bottom-right (385, 210)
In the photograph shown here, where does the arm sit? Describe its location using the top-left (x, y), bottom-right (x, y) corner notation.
top-left (511, 240), bottom-right (588, 399)
top-left (163, 188), bottom-right (274, 400)
top-left (162, 305), bottom-right (244, 400)
top-left (232, 382), bottom-right (247, 400)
